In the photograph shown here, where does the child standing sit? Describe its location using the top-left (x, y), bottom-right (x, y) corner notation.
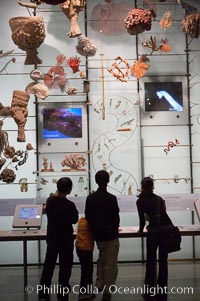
top-left (76, 216), bottom-right (95, 301)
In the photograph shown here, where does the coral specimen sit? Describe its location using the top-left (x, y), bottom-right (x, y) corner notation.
top-left (30, 69), bottom-right (44, 81)
top-left (9, 16), bottom-right (46, 65)
top-left (130, 55), bottom-right (150, 79)
top-left (90, 1), bottom-right (132, 36)
top-left (76, 35), bottom-right (97, 57)
top-left (25, 82), bottom-right (49, 99)
top-left (60, 0), bottom-right (86, 37)
top-left (66, 87), bottom-right (77, 95)
top-left (0, 168), bottom-right (16, 183)
top-left (124, 8), bottom-right (154, 35)
top-left (67, 56), bottom-right (81, 73)
top-left (182, 13), bottom-right (200, 38)
top-left (160, 10), bottom-right (174, 30)
top-left (142, 36), bottom-right (172, 54)
top-left (0, 103), bottom-right (11, 117)
top-left (10, 90), bottom-right (30, 142)
top-left (44, 66), bottom-right (67, 92)
top-left (61, 153), bottom-right (87, 170)
top-left (108, 56), bottom-right (130, 82)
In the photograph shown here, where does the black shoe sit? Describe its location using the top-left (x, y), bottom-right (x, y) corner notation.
top-left (38, 292), bottom-right (50, 301)
top-left (57, 293), bottom-right (69, 301)
top-left (78, 293), bottom-right (96, 300)
top-left (101, 293), bottom-right (111, 301)
top-left (142, 294), bottom-right (155, 301)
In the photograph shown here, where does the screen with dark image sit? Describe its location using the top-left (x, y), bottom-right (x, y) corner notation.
top-left (144, 82), bottom-right (183, 112)
top-left (19, 207), bottom-right (39, 219)
top-left (43, 108), bottom-right (82, 139)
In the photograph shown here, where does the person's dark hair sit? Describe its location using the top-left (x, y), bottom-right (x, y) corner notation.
top-left (57, 177), bottom-right (72, 194)
top-left (141, 177), bottom-right (154, 193)
top-left (95, 170), bottom-right (110, 187)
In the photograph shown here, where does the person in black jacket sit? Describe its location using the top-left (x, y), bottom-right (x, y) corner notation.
top-left (39, 177), bottom-right (78, 301)
top-left (85, 170), bottom-right (120, 301)
top-left (136, 177), bottom-right (172, 301)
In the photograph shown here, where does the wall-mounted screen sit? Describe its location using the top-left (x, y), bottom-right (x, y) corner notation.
top-left (145, 82), bottom-right (183, 112)
top-left (38, 103), bottom-right (88, 153)
top-left (43, 108), bottom-right (82, 139)
top-left (140, 76), bottom-right (188, 126)
top-left (12, 204), bottom-right (43, 229)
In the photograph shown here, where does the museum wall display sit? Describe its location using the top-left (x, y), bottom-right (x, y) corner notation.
top-left (0, 0), bottom-right (200, 263)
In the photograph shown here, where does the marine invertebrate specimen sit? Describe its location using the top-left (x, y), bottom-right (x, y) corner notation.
top-left (67, 56), bottom-right (81, 73)
top-left (90, 1), bottom-right (132, 36)
top-left (44, 65), bottom-right (67, 92)
top-left (182, 13), bottom-right (200, 38)
top-left (25, 82), bottom-right (49, 99)
top-left (108, 56), bottom-right (130, 82)
top-left (61, 153), bottom-right (87, 171)
top-left (124, 8), bottom-right (154, 35)
top-left (160, 10), bottom-right (174, 30)
top-left (76, 35), bottom-right (97, 57)
top-left (10, 90), bottom-right (30, 142)
top-left (164, 139), bottom-right (180, 155)
top-left (130, 55), bottom-right (150, 79)
top-left (60, 0), bottom-right (86, 37)
top-left (9, 16), bottom-right (46, 65)
top-left (142, 36), bottom-right (172, 54)
top-left (0, 168), bottom-right (16, 183)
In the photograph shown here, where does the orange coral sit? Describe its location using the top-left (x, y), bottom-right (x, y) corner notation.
top-left (56, 54), bottom-right (67, 65)
top-left (160, 38), bottom-right (172, 53)
top-left (130, 55), bottom-right (150, 79)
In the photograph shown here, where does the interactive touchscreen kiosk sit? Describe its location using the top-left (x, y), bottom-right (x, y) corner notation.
top-left (12, 204), bottom-right (43, 229)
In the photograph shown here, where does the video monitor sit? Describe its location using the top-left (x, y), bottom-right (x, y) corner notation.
top-left (12, 204), bottom-right (43, 229)
top-left (38, 104), bottom-right (88, 153)
top-left (140, 76), bottom-right (188, 126)
top-left (43, 108), bottom-right (82, 139)
top-left (145, 82), bottom-right (183, 112)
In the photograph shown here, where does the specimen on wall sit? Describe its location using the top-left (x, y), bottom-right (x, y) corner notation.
top-left (41, 157), bottom-right (54, 172)
top-left (10, 90), bottom-right (30, 142)
top-left (59, 0), bottom-right (86, 37)
top-left (61, 153), bottom-right (87, 171)
top-left (90, 1), bottom-right (132, 36)
top-left (130, 55), bottom-right (150, 79)
top-left (25, 82), bottom-right (49, 99)
top-left (182, 13), bottom-right (200, 38)
top-left (9, 16), bottom-right (46, 65)
top-left (124, 7), bottom-right (154, 35)
top-left (76, 35), bottom-right (97, 57)
top-left (108, 56), bottom-right (130, 82)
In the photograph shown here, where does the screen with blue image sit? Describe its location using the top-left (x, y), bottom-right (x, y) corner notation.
top-left (145, 82), bottom-right (183, 112)
top-left (43, 108), bottom-right (82, 138)
top-left (19, 207), bottom-right (39, 219)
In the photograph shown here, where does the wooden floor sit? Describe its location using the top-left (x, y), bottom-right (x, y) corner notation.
top-left (0, 262), bottom-right (199, 300)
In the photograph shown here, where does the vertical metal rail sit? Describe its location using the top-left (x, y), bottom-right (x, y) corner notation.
top-left (84, 2), bottom-right (91, 193)
top-left (32, 5), bottom-right (42, 266)
top-left (185, 33), bottom-right (195, 259)
top-left (135, 0), bottom-right (145, 263)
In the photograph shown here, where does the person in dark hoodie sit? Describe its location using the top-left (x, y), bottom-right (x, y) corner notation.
top-left (39, 177), bottom-right (78, 301)
top-left (136, 177), bottom-right (173, 301)
top-left (85, 170), bottom-right (120, 301)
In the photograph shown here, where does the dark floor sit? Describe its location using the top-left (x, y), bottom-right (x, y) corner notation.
top-left (0, 262), bottom-right (199, 300)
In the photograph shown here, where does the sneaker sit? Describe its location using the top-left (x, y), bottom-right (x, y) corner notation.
top-left (78, 293), bottom-right (96, 300)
